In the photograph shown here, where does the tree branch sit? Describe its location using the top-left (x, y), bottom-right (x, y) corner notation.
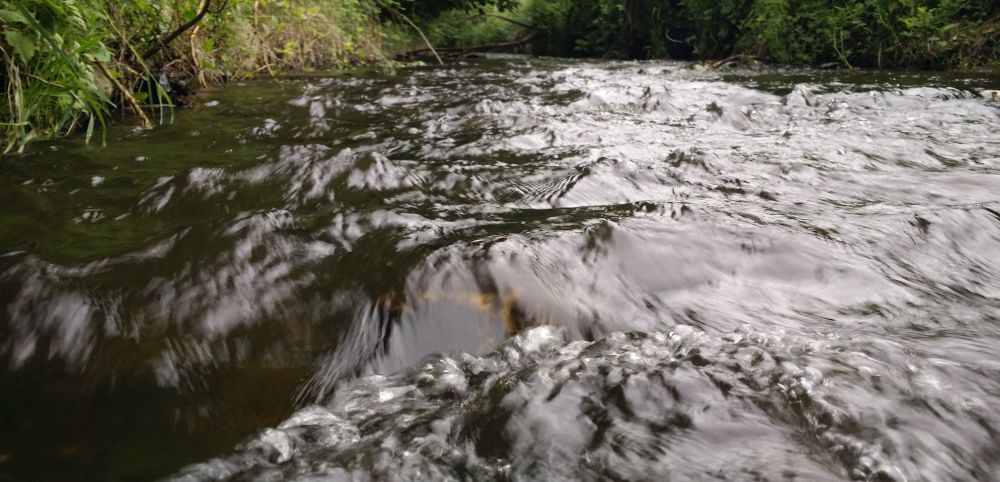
top-left (377, 0), bottom-right (443, 65)
top-left (462, 13), bottom-right (536, 31)
top-left (396, 33), bottom-right (536, 60)
top-left (142, 0), bottom-right (212, 60)
top-left (709, 54), bottom-right (761, 70)
top-left (95, 62), bottom-right (152, 128)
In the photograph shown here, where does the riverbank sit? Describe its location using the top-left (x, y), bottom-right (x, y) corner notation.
top-left (2, 0), bottom-right (998, 155)
top-left (0, 0), bottom-right (393, 154)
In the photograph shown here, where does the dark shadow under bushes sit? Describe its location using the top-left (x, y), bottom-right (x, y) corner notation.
top-left (434, 0), bottom-right (1000, 67)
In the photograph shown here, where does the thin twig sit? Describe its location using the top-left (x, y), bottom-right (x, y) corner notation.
top-left (461, 13), bottom-right (536, 31)
top-left (377, 0), bottom-right (443, 65)
top-left (95, 62), bottom-right (152, 128)
top-left (143, 0), bottom-right (213, 59)
top-left (190, 25), bottom-right (207, 87)
top-left (397, 33), bottom-right (536, 60)
top-left (25, 73), bottom-right (69, 90)
top-left (252, 0), bottom-right (275, 77)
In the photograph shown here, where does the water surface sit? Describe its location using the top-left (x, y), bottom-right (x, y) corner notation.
top-left (1, 58), bottom-right (999, 481)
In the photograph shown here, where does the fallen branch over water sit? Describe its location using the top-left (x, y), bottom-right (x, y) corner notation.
top-left (709, 54), bottom-right (762, 70)
top-left (396, 33), bottom-right (537, 61)
top-left (378, 0), bottom-right (443, 65)
top-left (462, 13), bottom-right (537, 31)
top-left (95, 62), bottom-right (152, 128)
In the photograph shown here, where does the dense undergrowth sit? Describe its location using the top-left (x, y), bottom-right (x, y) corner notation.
top-left (426, 0), bottom-right (1000, 68)
top-left (0, 0), bottom-right (387, 153)
top-left (2, 0), bottom-right (998, 153)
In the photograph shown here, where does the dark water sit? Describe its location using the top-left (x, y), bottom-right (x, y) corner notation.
top-left (1, 58), bottom-right (999, 481)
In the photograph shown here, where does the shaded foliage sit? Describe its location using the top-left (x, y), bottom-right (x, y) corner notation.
top-left (431, 0), bottom-right (1000, 67)
top-left (1, 0), bottom-right (386, 153)
top-left (0, 0), bottom-right (114, 152)
top-left (738, 0), bottom-right (1000, 67)
top-left (397, 0), bottom-right (517, 17)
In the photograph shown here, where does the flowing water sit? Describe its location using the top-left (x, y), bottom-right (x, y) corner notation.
top-left (1, 58), bottom-right (999, 482)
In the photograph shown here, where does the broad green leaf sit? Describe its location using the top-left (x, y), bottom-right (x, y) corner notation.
top-left (93, 44), bottom-right (112, 63)
top-left (0, 9), bottom-right (30, 25)
top-left (3, 30), bottom-right (36, 62)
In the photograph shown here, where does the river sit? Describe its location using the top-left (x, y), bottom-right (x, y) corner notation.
top-left (1, 57), bottom-right (999, 481)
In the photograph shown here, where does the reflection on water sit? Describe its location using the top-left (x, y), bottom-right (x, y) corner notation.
top-left (1, 58), bottom-right (999, 481)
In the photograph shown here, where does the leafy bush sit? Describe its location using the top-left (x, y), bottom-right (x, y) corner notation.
top-left (0, 0), bottom-right (387, 154)
top-left (426, 6), bottom-right (525, 47)
top-left (1, 0), bottom-right (113, 152)
top-left (444, 0), bottom-right (999, 67)
top-left (677, 0), bottom-right (753, 58)
top-left (739, 0), bottom-right (999, 68)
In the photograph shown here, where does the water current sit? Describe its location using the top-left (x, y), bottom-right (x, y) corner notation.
top-left (1, 57), bottom-right (999, 481)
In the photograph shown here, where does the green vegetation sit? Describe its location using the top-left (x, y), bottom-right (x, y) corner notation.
top-left (425, 0), bottom-right (999, 67)
top-left (0, 0), bottom-right (387, 153)
top-left (2, 0), bottom-right (998, 153)
top-left (737, 0), bottom-right (1000, 67)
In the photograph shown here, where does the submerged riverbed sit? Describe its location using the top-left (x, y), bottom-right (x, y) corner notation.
top-left (1, 58), bottom-right (999, 481)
